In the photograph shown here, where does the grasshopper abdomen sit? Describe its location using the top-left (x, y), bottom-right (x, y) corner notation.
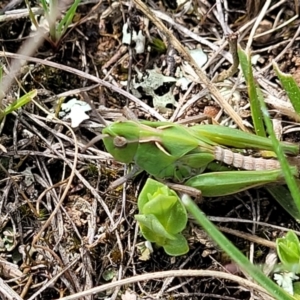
top-left (214, 146), bottom-right (281, 170)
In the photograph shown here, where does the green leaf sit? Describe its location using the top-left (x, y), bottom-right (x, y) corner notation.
top-left (40, 0), bottom-right (50, 15)
top-left (137, 179), bottom-right (172, 211)
top-left (277, 231), bottom-right (300, 272)
top-left (56, 0), bottom-right (81, 39)
top-left (284, 231), bottom-right (300, 247)
top-left (135, 214), bottom-right (176, 241)
top-left (163, 233), bottom-right (189, 256)
top-left (142, 193), bottom-right (187, 234)
top-left (238, 46), bottom-right (266, 137)
top-left (139, 179), bottom-right (187, 233)
top-left (3, 90), bottom-right (36, 116)
top-left (135, 179), bottom-right (189, 255)
top-left (274, 62), bottom-right (300, 114)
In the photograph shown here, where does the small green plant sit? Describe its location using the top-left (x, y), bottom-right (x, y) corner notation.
top-left (134, 178), bottom-right (189, 256)
top-left (86, 163), bottom-right (98, 176)
top-left (275, 231), bottom-right (300, 295)
top-left (277, 231), bottom-right (300, 273)
top-left (28, 0), bottom-right (81, 46)
top-left (149, 37), bottom-right (167, 53)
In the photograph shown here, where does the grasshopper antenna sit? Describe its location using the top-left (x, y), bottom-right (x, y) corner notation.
top-left (82, 134), bottom-right (108, 152)
top-left (80, 91), bottom-right (108, 126)
top-left (80, 91), bottom-right (109, 152)
top-left (122, 106), bottom-right (139, 121)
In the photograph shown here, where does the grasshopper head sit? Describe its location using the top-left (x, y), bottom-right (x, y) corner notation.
top-left (102, 121), bottom-right (139, 163)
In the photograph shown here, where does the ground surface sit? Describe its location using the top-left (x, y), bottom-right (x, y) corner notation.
top-left (0, 0), bottom-right (300, 299)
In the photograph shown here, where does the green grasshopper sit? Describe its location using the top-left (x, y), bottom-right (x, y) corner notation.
top-left (102, 120), bottom-right (299, 197)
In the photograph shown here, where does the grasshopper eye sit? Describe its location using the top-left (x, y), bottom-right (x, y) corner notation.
top-left (102, 121), bottom-right (139, 163)
top-left (113, 136), bottom-right (127, 148)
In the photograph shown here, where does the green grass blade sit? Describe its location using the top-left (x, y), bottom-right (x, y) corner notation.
top-left (39, 0), bottom-right (50, 15)
top-left (273, 62), bottom-right (300, 114)
top-left (40, 0), bottom-right (58, 42)
top-left (238, 46), bottom-right (266, 137)
top-left (239, 47), bottom-right (300, 220)
top-left (25, 0), bottom-right (39, 30)
top-left (182, 194), bottom-right (294, 300)
top-left (56, 0), bottom-right (81, 39)
top-left (257, 80), bottom-right (300, 216)
top-left (3, 90), bottom-right (37, 116)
